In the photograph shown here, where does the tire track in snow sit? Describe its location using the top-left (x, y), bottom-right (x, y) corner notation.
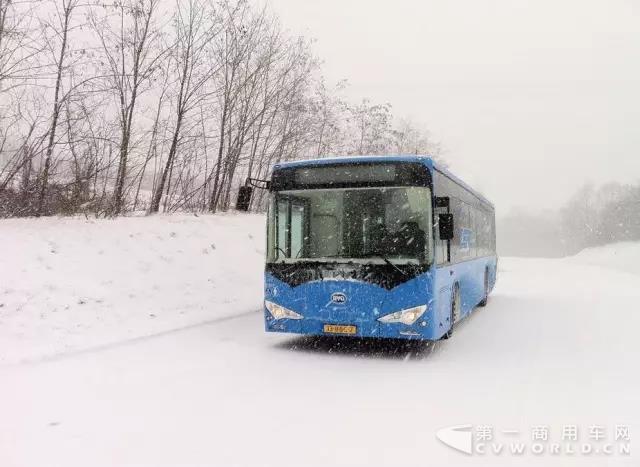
top-left (6, 309), bottom-right (261, 367)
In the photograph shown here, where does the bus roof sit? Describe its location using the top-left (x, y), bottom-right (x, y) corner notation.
top-left (272, 155), bottom-right (494, 209)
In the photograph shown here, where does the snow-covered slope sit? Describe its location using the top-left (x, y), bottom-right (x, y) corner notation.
top-left (0, 214), bottom-right (265, 364)
top-left (569, 241), bottom-right (640, 277)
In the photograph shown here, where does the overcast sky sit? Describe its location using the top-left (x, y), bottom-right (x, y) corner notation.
top-left (265, 0), bottom-right (640, 213)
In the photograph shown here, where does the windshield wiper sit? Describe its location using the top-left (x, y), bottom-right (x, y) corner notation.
top-left (361, 252), bottom-right (410, 279)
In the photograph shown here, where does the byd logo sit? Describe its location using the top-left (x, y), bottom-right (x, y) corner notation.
top-left (331, 292), bottom-right (347, 304)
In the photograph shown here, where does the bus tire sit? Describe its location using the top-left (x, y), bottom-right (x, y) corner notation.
top-left (478, 268), bottom-right (489, 307)
top-left (442, 283), bottom-right (460, 340)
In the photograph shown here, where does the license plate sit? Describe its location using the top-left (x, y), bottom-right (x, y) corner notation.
top-left (323, 324), bottom-right (357, 335)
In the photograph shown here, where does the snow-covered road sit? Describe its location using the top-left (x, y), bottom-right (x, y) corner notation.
top-left (1, 216), bottom-right (639, 466)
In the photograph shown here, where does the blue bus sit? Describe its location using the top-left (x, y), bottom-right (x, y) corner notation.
top-left (250, 155), bottom-right (496, 340)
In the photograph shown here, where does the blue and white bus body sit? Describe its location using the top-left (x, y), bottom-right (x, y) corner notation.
top-left (263, 155), bottom-right (496, 341)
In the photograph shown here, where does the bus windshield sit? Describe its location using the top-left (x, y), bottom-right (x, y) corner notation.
top-left (267, 186), bottom-right (432, 265)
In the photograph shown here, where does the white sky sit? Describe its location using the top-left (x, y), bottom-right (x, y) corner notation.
top-left (265, 0), bottom-right (640, 212)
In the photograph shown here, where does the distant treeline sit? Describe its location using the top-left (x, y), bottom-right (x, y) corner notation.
top-left (0, 0), bottom-right (441, 218)
top-left (499, 181), bottom-right (640, 257)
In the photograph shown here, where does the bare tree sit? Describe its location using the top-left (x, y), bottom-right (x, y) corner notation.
top-left (0, 0), bottom-right (44, 93)
top-left (133, 61), bottom-right (170, 210)
top-left (347, 98), bottom-right (393, 155)
top-left (207, 0), bottom-right (259, 212)
top-left (208, 4), bottom-right (317, 212)
top-left (310, 79), bottom-right (347, 157)
top-left (391, 117), bottom-right (444, 162)
top-left (90, 0), bottom-right (165, 214)
top-left (0, 0), bottom-right (15, 87)
top-left (149, 0), bottom-right (220, 213)
top-left (36, 0), bottom-right (77, 216)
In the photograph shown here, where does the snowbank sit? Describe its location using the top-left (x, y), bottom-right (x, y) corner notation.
top-left (569, 241), bottom-right (640, 276)
top-left (0, 213), bottom-right (265, 364)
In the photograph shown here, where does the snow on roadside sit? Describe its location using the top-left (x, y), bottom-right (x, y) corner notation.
top-left (569, 242), bottom-right (640, 277)
top-left (0, 213), bottom-right (265, 365)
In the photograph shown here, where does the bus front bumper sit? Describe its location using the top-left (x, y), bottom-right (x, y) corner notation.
top-left (265, 313), bottom-right (437, 341)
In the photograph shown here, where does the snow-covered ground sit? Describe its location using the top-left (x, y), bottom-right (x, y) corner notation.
top-left (0, 214), bottom-right (265, 364)
top-left (570, 241), bottom-right (640, 277)
top-left (1, 215), bottom-right (639, 466)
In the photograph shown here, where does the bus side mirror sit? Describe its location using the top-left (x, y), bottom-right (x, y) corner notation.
top-left (235, 186), bottom-right (253, 211)
top-left (435, 196), bottom-right (450, 208)
top-left (439, 213), bottom-right (454, 240)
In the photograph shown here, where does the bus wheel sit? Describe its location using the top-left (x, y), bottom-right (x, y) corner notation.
top-left (442, 284), bottom-right (460, 340)
top-left (478, 269), bottom-right (489, 307)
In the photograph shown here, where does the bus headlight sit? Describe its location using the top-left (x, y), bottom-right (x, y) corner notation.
top-left (265, 300), bottom-right (303, 320)
top-left (377, 305), bottom-right (427, 325)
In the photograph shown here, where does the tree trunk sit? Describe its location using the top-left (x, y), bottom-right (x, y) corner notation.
top-left (149, 113), bottom-right (182, 213)
top-left (36, 2), bottom-right (72, 217)
top-left (209, 99), bottom-right (228, 213)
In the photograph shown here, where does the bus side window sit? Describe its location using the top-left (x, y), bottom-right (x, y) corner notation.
top-left (434, 203), bottom-right (449, 265)
top-left (480, 209), bottom-right (490, 257)
top-left (475, 209), bottom-right (484, 257)
top-left (451, 199), bottom-right (462, 261)
top-left (275, 198), bottom-right (307, 258)
top-left (290, 204), bottom-right (305, 258)
top-left (277, 200), bottom-right (288, 257)
top-left (467, 204), bottom-right (477, 258)
top-left (435, 232), bottom-right (448, 265)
